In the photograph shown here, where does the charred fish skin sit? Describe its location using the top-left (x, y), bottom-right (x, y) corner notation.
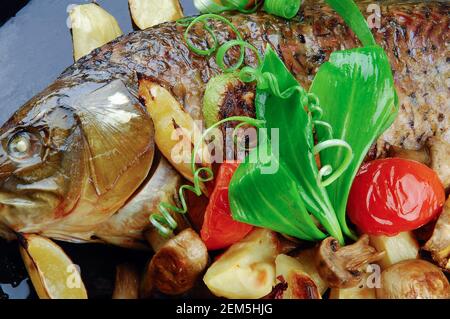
top-left (0, 1), bottom-right (448, 247)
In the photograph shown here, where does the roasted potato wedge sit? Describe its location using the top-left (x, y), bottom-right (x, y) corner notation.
top-left (369, 232), bottom-right (419, 269)
top-left (329, 272), bottom-right (377, 299)
top-left (275, 254), bottom-right (321, 299)
top-left (69, 3), bottom-right (123, 61)
top-left (292, 248), bottom-right (328, 295)
top-left (139, 79), bottom-right (211, 188)
top-left (129, 0), bottom-right (184, 30)
top-left (203, 229), bottom-right (280, 299)
top-left (19, 234), bottom-right (87, 299)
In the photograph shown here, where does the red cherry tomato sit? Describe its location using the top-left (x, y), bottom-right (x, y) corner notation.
top-left (347, 158), bottom-right (445, 236)
top-left (201, 162), bottom-right (253, 250)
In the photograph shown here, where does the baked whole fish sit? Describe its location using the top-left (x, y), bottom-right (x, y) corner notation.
top-left (0, 1), bottom-right (448, 248)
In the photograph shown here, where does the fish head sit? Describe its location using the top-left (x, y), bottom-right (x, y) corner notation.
top-left (0, 78), bottom-right (155, 240)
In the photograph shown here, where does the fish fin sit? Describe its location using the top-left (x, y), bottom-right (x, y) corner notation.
top-left (75, 79), bottom-right (154, 195)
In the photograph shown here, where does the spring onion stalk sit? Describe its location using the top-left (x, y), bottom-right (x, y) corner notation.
top-left (194, 0), bottom-right (303, 19)
top-left (307, 0), bottom-right (397, 239)
top-left (263, 0), bottom-right (301, 19)
top-left (310, 46), bottom-right (398, 239)
top-left (182, 14), bottom-right (244, 56)
top-left (194, 0), bottom-right (229, 13)
top-left (194, 0), bottom-right (259, 14)
top-left (230, 46), bottom-right (348, 244)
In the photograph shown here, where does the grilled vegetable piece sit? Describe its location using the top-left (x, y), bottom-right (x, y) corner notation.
top-left (292, 248), bottom-right (328, 294)
top-left (142, 228), bottom-right (208, 296)
top-left (138, 78), bottom-right (211, 186)
top-left (202, 73), bottom-right (255, 129)
top-left (329, 272), bottom-right (376, 299)
top-left (201, 162), bottom-right (253, 251)
top-left (19, 234), bottom-right (87, 299)
top-left (424, 198), bottom-right (450, 271)
top-left (129, 0), bottom-right (183, 30)
top-left (369, 232), bottom-right (419, 269)
top-left (348, 158), bottom-right (446, 236)
top-left (275, 254), bottom-right (321, 299)
top-left (69, 3), bottom-right (123, 61)
top-left (112, 264), bottom-right (140, 299)
top-left (377, 260), bottom-right (450, 299)
top-left (316, 235), bottom-right (384, 288)
top-left (203, 73), bottom-right (238, 129)
top-left (203, 228), bottom-right (280, 299)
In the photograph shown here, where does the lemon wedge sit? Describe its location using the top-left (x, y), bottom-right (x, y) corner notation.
top-left (19, 234), bottom-right (88, 299)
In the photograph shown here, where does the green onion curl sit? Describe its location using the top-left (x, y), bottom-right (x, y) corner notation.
top-left (263, 0), bottom-right (302, 19)
top-left (194, 0), bottom-right (261, 14)
top-left (150, 116), bottom-right (264, 237)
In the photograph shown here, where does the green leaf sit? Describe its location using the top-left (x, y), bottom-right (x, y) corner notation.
top-left (310, 46), bottom-right (398, 238)
top-left (325, 0), bottom-right (376, 47)
top-left (255, 47), bottom-right (344, 243)
top-left (229, 47), bottom-right (344, 244)
top-left (229, 141), bottom-right (325, 241)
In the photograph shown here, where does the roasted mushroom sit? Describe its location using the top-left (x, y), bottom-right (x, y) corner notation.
top-left (377, 259), bottom-right (450, 299)
top-left (141, 228), bottom-right (208, 297)
top-left (316, 235), bottom-right (385, 288)
top-left (424, 198), bottom-right (450, 271)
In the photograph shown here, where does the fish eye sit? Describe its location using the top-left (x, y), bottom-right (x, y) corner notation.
top-left (7, 131), bottom-right (42, 161)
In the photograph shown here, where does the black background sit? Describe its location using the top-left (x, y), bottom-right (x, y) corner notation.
top-left (0, 0), bottom-right (30, 26)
